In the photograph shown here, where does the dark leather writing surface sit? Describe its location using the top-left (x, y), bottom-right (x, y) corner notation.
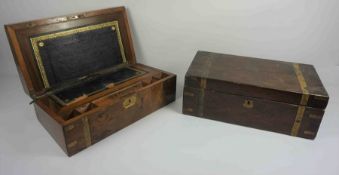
top-left (55, 67), bottom-right (139, 103)
top-left (38, 26), bottom-right (124, 87)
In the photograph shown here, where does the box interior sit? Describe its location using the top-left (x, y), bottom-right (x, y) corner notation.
top-left (41, 65), bottom-right (171, 122)
top-left (51, 67), bottom-right (144, 105)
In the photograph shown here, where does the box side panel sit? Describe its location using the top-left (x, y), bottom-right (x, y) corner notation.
top-left (34, 104), bottom-right (67, 154)
top-left (183, 86), bottom-right (324, 139)
top-left (5, 26), bottom-right (34, 95)
top-left (300, 64), bottom-right (329, 108)
top-left (63, 110), bottom-right (103, 156)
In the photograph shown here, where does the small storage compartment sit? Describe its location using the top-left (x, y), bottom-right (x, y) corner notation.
top-left (51, 67), bottom-right (145, 105)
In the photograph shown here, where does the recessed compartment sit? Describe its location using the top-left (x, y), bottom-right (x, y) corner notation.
top-left (42, 66), bottom-right (173, 122)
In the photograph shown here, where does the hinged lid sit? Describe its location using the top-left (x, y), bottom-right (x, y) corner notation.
top-left (185, 51), bottom-right (329, 109)
top-left (5, 7), bottom-right (136, 97)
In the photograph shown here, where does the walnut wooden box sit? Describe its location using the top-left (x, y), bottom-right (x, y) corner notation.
top-left (183, 51), bottom-right (328, 139)
top-left (5, 7), bottom-right (176, 156)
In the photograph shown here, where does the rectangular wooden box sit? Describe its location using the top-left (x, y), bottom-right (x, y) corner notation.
top-left (5, 7), bottom-right (176, 156)
top-left (183, 51), bottom-right (328, 139)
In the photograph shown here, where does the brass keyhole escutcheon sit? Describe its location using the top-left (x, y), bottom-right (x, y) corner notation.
top-left (243, 100), bottom-right (254, 109)
top-left (123, 95), bottom-right (137, 109)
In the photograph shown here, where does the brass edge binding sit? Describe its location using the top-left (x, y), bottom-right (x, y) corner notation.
top-left (30, 21), bottom-right (127, 88)
top-left (291, 64), bottom-right (309, 136)
top-left (81, 117), bottom-right (92, 147)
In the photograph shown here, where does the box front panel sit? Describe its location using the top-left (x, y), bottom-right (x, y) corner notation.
top-left (63, 75), bottom-right (176, 156)
top-left (183, 86), bottom-right (324, 139)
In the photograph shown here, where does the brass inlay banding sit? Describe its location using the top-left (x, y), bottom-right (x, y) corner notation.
top-left (197, 87), bottom-right (205, 116)
top-left (304, 130), bottom-right (316, 136)
top-left (65, 124), bottom-right (75, 132)
top-left (186, 108), bottom-right (193, 112)
top-left (200, 78), bottom-right (207, 89)
top-left (291, 106), bottom-right (306, 136)
top-left (81, 117), bottom-right (92, 147)
top-left (197, 56), bottom-right (213, 117)
top-left (293, 64), bottom-right (309, 105)
top-left (309, 114), bottom-right (322, 120)
top-left (183, 92), bottom-right (194, 97)
top-left (314, 96), bottom-right (327, 101)
top-left (67, 140), bottom-right (78, 148)
top-left (30, 21), bottom-right (127, 88)
top-left (300, 94), bottom-right (310, 106)
top-left (291, 63), bottom-right (309, 136)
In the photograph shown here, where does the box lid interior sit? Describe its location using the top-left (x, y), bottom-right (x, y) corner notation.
top-left (185, 51), bottom-right (329, 109)
top-left (6, 7), bottom-right (136, 96)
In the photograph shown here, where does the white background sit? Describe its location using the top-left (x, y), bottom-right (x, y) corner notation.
top-left (0, 0), bottom-right (338, 175)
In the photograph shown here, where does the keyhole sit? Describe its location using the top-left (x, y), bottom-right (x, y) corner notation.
top-left (123, 95), bottom-right (137, 109)
top-left (243, 100), bottom-right (253, 109)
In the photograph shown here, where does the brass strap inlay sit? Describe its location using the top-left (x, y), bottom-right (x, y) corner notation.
top-left (304, 131), bottom-right (316, 136)
top-left (293, 64), bottom-right (309, 105)
top-left (30, 21), bottom-right (127, 88)
top-left (300, 94), bottom-right (310, 106)
top-left (183, 92), bottom-right (194, 97)
top-left (67, 140), bottom-right (78, 148)
top-left (197, 56), bottom-right (213, 117)
top-left (291, 106), bottom-right (306, 136)
top-left (186, 108), bottom-right (193, 112)
top-left (65, 124), bottom-right (75, 132)
top-left (200, 78), bottom-right (207, 89)
top-left (309, 114), bottom-right (322, 120)
top-left (81, 117), bottom-right (92, 147)
top-left (197, 87), bottom-right (205, 116)
top-left (291, 63), bottom-right (310, 136)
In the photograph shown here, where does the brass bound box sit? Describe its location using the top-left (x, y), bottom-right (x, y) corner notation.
top-left (183, 51), bottom-right (329, 139)
top-left (5, 7), bottom-right (176, 156)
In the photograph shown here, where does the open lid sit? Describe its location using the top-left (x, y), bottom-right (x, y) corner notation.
top-left (5, 7), bottom-right (136, 96)
top-left (185, 51), bottom-right (329, 109)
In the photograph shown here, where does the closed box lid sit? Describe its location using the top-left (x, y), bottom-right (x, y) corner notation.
top-left (185, 51), bottom-right (329, 109)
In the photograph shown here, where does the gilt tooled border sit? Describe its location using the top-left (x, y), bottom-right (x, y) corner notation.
top-left (30, 21), bottom-right (127, 88)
